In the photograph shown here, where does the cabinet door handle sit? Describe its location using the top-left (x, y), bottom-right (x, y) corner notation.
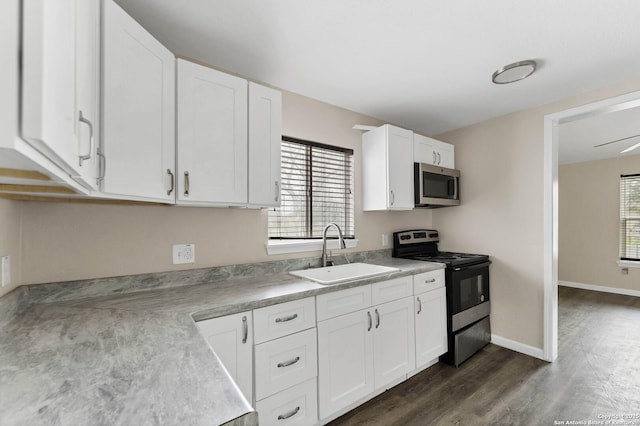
top-left (437, 152), bottom-right (441, 165)
top-left (78, 110), bottom-right (94, 166)
top-left (433, 151), bottom-right (436, 164)
top-left (277, 356), bottom-right (300, 368)
top-left (375, 309), bottom-right (380, 328)
top-left (96, 150), bottom-right (106, 186)
top-left (425, 278), bottom-right (436, 283)
top-left (367, 311), bottom-right (372, 331)
top-left (241, 316), bottom-right (248, 344)
top-left (277, 406), bottom-right (300, 420)
top-left (184, 171), bottom-right (190, 197)
top-left (166, 169), bottom-right (175, 195)
top-left (417, 297), bottom-right (422, 315)
top-left (275, 181), bottom-right (279, 202)
top-left (390, 190), bottom-right (395, 206)
top-left (275, 313), bottom-right (298, 323)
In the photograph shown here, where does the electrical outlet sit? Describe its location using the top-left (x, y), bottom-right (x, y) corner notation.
top-left (381, 234), bottom-right (388, 247)
top-left (1, 256), bottom-right (10, 287)
top-left (172, 244), bottom-right (195, 265)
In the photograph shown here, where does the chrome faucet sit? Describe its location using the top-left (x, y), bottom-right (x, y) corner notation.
top-left (322, 223), bottom-right (347, 267)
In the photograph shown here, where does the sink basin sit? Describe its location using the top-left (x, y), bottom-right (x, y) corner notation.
top-left (290, 262), bottom-right (400, 285)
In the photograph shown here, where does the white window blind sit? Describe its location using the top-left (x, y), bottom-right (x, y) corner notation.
top-left (620, 174), bottom-right (640, 260)
top-left (268, 136), bottom-right (354, 239)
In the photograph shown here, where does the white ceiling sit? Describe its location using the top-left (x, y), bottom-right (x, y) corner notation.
top-left (115, 0), bottom-right (640, 162)
top-left (559, 106), bottom-right (640, 165)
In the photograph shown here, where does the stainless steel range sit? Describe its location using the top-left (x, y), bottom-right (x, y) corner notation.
top-left (392, 229), bottom-right (491, 367)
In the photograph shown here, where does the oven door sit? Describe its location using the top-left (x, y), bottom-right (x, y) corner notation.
top-left (450, 261), bottom-right (490, 315)
top-left (414, 163), bottom-right (460, 207)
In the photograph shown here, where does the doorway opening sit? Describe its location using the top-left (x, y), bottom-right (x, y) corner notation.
top-left (543, 90), bottom-right (640, 361)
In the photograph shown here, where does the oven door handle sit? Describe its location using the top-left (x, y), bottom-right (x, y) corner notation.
top-left (452, 260), bottom-right (492, 272)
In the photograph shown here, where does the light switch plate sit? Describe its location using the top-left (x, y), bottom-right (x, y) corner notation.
top-left (1, 256), bottom-right (10, 287)
top-left (172, 244), bottom-right (195, 265)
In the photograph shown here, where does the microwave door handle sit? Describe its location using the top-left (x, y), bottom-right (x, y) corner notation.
top-left (448, 178), bottom-right (458, 198)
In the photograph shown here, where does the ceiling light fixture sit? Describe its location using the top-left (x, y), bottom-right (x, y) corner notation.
top-left (492, 60), bottom-right (537, 84)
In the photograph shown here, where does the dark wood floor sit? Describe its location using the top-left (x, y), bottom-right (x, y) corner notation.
top-left (329, 287), bottom-right (640, 426)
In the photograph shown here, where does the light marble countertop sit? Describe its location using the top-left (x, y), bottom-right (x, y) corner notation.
top-left (0, 253), bottom-right (443, 426)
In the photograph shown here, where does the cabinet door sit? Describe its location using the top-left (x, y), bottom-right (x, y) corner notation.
top-left (414, 134), bottom-right (437, 165)
top-left (196, 312), bottom-right (253, 403)
top-left (102, 0), bottom-right (175, 201)
top-left (74, 0), bottom-right (100, 189)
top-left (386, 125), bottom-right (414, 210)
top-left (22, 0), bottom-right (99, 189)
top-left (373, 297), bottom-right (416, 390)
top-left (317, 309), bottom-right (374, 420)
top-left (176, 59), bottom-right (248, 205)
top-left (434, 141), bottom-right (455, 169)
top-left (248, 82), bottom-right (282, 208)
top-left (415, 134), bottom-right (455, 169)
top-left (415, 287), bottom-right (447, 368)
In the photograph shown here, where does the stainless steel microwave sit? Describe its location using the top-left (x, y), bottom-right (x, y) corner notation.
top-left (414, 163), bottom-right (460, 208)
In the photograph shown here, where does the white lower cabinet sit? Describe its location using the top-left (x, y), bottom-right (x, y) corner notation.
top-left (415, 286), bottom-right (447, 368)
top-left (372, 297), bottom-right (416, 389)
top-left (255, 378), bottom-right (318, 426)
top-left (254, 328), bottom-right (318, 401)
top-left (254, 298), bottom-right (318, 426)
top-left (317, 308), bottom-right (374, 419)
top-left (194, 272), bottom-right (446, 425)
top-left (196, 311), bottom-right (253, 403)
top-left (317, 281), bottom-right (416, 422)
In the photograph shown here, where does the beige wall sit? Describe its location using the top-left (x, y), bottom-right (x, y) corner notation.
top-left (19, 91), bottom-right (434, 285)
top-left (0, 199), bottom-right (22, 297)
top-left (559, 155), bottom-right (640, 290)
top-left (434, 77), bottom-right (640, 350)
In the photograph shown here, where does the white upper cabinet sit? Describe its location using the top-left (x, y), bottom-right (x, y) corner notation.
top-left (21, 0), bottom-right (100, 190)
top-left (176, 59), bottom-right (248, 206)
top-left (101, 0), bottom-right (175, 202)
top-left (248, 82), bottom-right (282, 208)
top-left (362, 124), bottom-right (414, 211)
top-left (414, 134), bottom-right (455, 169)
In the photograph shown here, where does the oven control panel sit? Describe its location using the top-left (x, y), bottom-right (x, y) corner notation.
top-left (393, 229), bottom-right (439, 245)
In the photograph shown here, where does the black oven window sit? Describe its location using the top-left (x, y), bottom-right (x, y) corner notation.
top-left (459, 276), bottom-right (484, 311)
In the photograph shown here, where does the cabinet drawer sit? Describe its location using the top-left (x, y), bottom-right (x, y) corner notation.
top-left (371, 276), bottom-right (413, 305)
top-left (413, 269), bottom-right (445, 294)
top-left (316, 285), bottom-right (372, 322)
top-left (254, 297), bottom-right (316, 344)
top-left (255, 377), bottom-right (318, 426)
top-left (255, 328), bottom-right (318, 400)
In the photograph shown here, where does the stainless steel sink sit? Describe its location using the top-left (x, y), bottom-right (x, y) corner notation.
top-left (289, 262), bottom-right (400, 285)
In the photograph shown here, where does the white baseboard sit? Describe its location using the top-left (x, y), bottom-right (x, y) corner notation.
top-left (559, 280), bottom-right (640, 298)
top-left (491, 334), bottom-right (544, 360)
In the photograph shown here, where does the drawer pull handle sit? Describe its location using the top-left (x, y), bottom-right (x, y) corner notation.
top-left (277, 356), bottom-right (300, 368)
top-left (275, 313), bottom-right (298, 323)
top-left (425, 278), bottom-right (436, 283)
top-left (277, 406), bottom-right (300, 420)
top-left (241, 316), bottom-right (248, 344)
top-left (417, 297), bottom-right (422, 315)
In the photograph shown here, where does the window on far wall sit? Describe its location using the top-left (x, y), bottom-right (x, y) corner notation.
top-left (620, 174), bottom-right (640, 261)
top-left (268, 136), bottom-right (354, 239)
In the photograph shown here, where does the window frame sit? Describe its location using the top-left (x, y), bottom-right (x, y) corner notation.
top-left (619, 173), bottom-right (640, 264)
top-left (266, 136), bottom-right (357, 254)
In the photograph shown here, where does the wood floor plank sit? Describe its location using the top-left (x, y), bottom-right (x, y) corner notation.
top-left (328, 287), bottom-right (640, 426)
